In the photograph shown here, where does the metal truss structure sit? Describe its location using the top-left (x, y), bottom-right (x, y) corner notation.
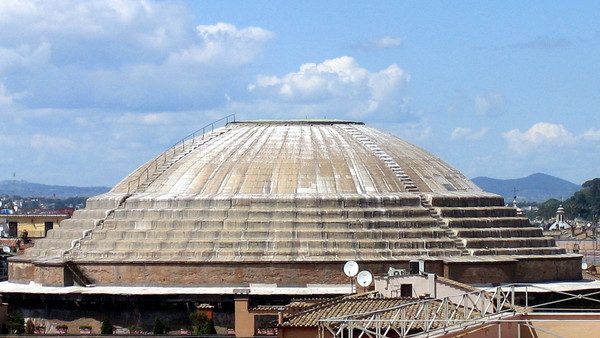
top-left (318, 283), bottom-right (600, 338)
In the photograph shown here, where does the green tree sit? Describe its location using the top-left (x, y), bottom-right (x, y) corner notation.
top-left (4, 311), bottom-right (25, 334)
top-left (152, 318), bottom-right (169, 334)
top-left (189, 312), bottom-right (216, 334)
top-left (564, 178), bottom-right (600, 220)
top-left (203, 318), bottom-right (216, 334)
top-left (100, 317), bottom-right (113, 335)
top-left (535, 199), bottom-right (562, 220)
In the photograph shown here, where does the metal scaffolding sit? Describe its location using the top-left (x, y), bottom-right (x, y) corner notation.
top-left (318, 283), bottom-right (600, 337)
top-left (318, 285), bottom-right (517, 337)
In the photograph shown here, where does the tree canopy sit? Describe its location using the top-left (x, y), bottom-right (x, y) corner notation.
top-left (537, 178), bottom-right (600, 221)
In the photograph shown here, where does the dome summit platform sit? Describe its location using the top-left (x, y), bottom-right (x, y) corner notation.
top-left (9, 120), bottom-right (580, 286)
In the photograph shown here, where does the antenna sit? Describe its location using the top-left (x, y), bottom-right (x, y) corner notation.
top-left (356, 270), bottom-right (373, 292)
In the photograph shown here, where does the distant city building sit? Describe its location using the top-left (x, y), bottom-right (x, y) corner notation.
top-left (0, 209), bottom-right (72, 238)
top-left (549, 205), bottom-right (571, 230)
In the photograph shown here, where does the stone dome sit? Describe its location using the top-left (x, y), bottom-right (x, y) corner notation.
top-left (11, 120), bottom-right (578, 286)
top-left (111, 120), bottom-right (481, 195)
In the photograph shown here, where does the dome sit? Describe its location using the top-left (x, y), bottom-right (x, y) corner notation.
top-left (113, 120), bottom-right (481, 195)
top-left (10, 120), bottom-right (578, 286)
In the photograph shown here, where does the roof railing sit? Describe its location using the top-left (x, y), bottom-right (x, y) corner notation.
top-left (126, 114), bottom-right (235, 193)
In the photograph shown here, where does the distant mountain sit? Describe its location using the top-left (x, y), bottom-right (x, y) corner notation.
top-left (471, 173), bottom-right (581, 203)
top-left (0, 180), bottom-right (110, 198)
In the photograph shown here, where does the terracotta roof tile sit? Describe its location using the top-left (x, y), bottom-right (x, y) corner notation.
top-left (250, 305), bottom-right (283, 312)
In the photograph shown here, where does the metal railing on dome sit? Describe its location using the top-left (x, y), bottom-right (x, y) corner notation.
top-left (126, 114), bottom-right (236, 193)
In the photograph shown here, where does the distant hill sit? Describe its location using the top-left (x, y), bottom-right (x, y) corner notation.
top-left (471, 173), bottom-right (581, 203)
top-left (0, 180), bottom-right (110, 198)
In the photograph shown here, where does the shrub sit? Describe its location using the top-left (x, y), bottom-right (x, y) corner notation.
top-left (152, 318), bottom-right (169, 334)
top-left (189, 312), bottom-right (216, 334)
top-left (4, 312), bottom-right (25, 334)
top-left (100, 317), bottom-right (113, 335)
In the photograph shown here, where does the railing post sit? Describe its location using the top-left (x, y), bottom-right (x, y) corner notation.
top-left (511, 285), bottom-right (515, 310)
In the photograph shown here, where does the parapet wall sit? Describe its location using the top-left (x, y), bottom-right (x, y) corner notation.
top-left (9, 255), bottom-right (581, 287)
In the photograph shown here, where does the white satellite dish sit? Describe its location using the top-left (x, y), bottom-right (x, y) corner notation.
top-left (356, 270), bottom-right (373, 287)
top-left (2, 246), bottom-right (10, 254)
top-left (344, 261), bottom-right (359, 277)
top-left (582, 262), bottom-right (588, 270)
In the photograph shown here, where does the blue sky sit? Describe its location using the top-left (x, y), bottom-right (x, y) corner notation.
top-left (0, 0), bottom-right (599, 187)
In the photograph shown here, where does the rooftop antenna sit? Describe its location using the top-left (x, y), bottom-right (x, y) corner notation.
top-left (344, 261), bottom-right (359, 294)
top-left (356, 270), bottom-right (373, 293)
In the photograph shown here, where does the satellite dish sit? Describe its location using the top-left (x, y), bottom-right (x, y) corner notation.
top-left (344, 261), bottom-right (359, 277)
top-left (582, 263), bottom-right (588, 270)
top-left (2, 246), bottom-right (10, 254)
top-left (356, 270), bottom-right (373, 287)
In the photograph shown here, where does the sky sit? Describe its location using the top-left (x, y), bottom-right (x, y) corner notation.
top-left (0, 0), bottom-right (599, 187)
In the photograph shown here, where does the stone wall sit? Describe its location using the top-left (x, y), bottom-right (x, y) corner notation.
top-left (443, 255), bottom-right (582, 284)
top-left (71, 260), bottom-right (444, 287)
top-left (8, 255), bottom-right (580, 287)
top-left (514, 255), bottom-right (582, 282)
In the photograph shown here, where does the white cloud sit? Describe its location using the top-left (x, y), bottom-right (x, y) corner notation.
top-left (450, 127), bottom-right (488, 140)
top-left (348, 36), bottom-right (402, 50)
top-left (583, 128), bottom-right (600, 141)
top-left (365, 36), bottom-right (403, 50)
top-left (249, 56), bottom-right (412, 120)
top-left (0, 83), bottom-right (13, 105)
top-left (371, 37), bottom-right (403, 49)
top-left (0, 1), bottom-right (274, 111)
top-left (474, 92), bottom-right (503, 115)
top-left (30, 134), bottom-right (76, 151)
top-left (116, 112), bottom-right (174, 125)
top-left (167, 23), bottom-right (274, 68)
top-left (503, 122), bottom-right (577, 154)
